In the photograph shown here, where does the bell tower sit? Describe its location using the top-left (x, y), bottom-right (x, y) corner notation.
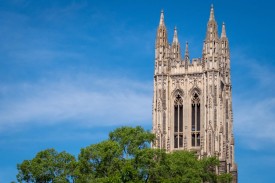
top-left (152, 5), bottom-right (238, 182)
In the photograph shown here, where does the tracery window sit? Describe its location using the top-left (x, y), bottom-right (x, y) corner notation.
top-left (191, 93), bottom-right (200, 147)
top-left (174, 94), bottom-right (183, 148)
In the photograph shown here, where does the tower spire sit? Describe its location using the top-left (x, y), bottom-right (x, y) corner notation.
top-left (184, 41), bottom-right (190, 67)
top-left (184, 41), bottom-right (189, 59)
top-left (155, 10), bottom-right (168, 48)
top-left (159, 9), bottom-right (165, 26)
top-left (172, 26), bottom-right (181, 60)
top-left (155, 9), bottom-right (168, 70)
top-left (220, 22), bottom-right (229, 57)
top-left (173, 26), bottom-right (178, 44)
top-left (221, 22), bottom-right (227, 38)
top-left (204, 4), bottom-right (218, 42)
top-left (209, 4), bottom-right (215, 21)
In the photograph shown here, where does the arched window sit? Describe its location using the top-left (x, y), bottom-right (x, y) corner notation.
top-left (191, 93), bottom-right (200, 147)
top-left (174, 94), bottom-right (183, 148)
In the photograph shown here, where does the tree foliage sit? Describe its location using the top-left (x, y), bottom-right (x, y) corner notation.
top-left (16, 126), bottom-right (232, 183)
top-left (17, 148), bottom-right (76, 183)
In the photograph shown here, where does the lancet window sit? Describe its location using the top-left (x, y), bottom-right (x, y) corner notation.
top-left (191, 93), bottom-right (200, 147)
top-left (174, 94), bottom-right (183, 148)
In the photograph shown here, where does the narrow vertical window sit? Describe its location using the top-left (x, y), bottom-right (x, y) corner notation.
top-left (192, 104), bottom-right (195, 131)
top-left (179, 135), bottom-right (183, 147)
top-left (192, 134), bottom-right (195, 146)
top-left (174, 105), bottom-right (178, 132)
top-left (179, 105), bottom-right (183, 132)
top-left (191, 93), bottom-right (200, 147)
top-left (174, 135), bottom-right (178, 148)
top-left (197, 134), bottom-right (200, 146)
top-left (197, 104), bottom-right (200, 131)
top-left (174, 94), bottom-right (183, 148)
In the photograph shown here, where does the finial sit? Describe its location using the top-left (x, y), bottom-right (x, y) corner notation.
top-left (172, 26), bottom-right (178, 43)
top-left (185, 41), bottom-right (189, 59)
top-left (221, 22), bottom-right (227, 38)
top-left (209, 4), bottom-right (215, 21)
top-left (159, 10), bottom-right (165, 26)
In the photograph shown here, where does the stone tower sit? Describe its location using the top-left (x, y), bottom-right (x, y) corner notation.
top-left (152, 5), bottom-right (238, 182)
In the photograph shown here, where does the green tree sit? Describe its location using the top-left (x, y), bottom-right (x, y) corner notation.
top-left (76, 140), bottom-right (122, 182)
top-left (17, 149), bottom-right (76, 183)
top-left (217, 173), bottom-right (233, 183)
top-left (76, 126), bottom-right (157, 183)
top-left (108, 126), bottom-right (162, 182)
top-left (109, 126), bottom-right (155, 156)
top-left (134, 148), bottom-right (167, 183)
top-left (200, 156), bottom-right (219, 182)
top-left (164, 151), bottom-right (202, 183)
top-left (17, 126), bottom-right (231, 183)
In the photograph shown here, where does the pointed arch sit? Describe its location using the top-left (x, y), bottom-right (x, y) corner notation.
top-left (173, 89), bottom-right (184, 149)
top-left (189, 87), bottom-right (201, 97)
top-left (172, 88), bottom-right (184, 98)
top-left (191, 89), bottom-right (201, 147)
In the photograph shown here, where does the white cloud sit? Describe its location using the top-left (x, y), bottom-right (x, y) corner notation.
top-left (232, 48), bottom-right (275, 150)
top-left (0, 75), bottom-right (152, 131)
top-left (234, 97), bottom-right (275, 149)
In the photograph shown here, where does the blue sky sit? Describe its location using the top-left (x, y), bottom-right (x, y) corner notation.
top-left (0, 0), bottom-right (275, 182)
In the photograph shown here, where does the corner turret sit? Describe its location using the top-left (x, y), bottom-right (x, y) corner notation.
top-left (184, 42), bottom-right (190, 68)
top-left (155, 10), bottom-right (168, 50)
top-left (220, 22), bottom-right (229, 57)
top-left (155, 10), bottom-right (169, 74)
top-left (203, 5), bottom-right (220, 70)
top-left (172, 27), bottom-right (181, 60)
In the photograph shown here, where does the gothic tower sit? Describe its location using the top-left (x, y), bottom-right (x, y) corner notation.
top-left (152, 5), bottom-right (238, 182)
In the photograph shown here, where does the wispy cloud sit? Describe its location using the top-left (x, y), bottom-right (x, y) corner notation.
top-left (232, 48), bottom-right (275, 87)
top-left (0, 74), bottom-right (152, 132)
top-left (232, 48), bottom-right (275, 150)
top-left (234, 97), bottom-right (275, 149)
